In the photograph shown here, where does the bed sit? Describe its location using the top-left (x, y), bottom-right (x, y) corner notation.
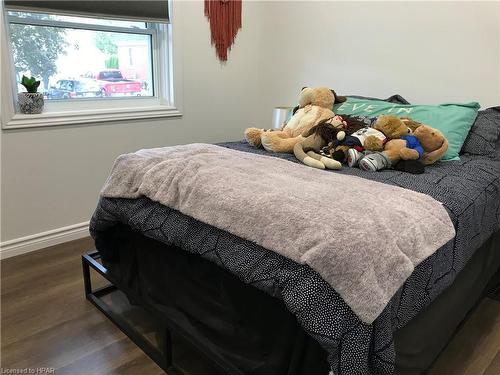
top-left (88, 97), bottom-right (500, 375)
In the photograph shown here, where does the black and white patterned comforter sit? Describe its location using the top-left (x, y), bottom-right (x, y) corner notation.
top-left (90, 140), bottom-right (500, 375)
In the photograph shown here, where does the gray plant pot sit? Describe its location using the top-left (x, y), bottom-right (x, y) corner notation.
top-left (18, 92), bottom-right (44, 114)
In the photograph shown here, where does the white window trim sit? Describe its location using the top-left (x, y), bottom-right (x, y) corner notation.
top-left (0, 5), bottom-right (182, 130)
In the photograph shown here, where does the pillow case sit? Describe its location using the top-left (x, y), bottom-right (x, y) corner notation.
top-left (461, 107), bottom-right (500, 156)
top-left (333, 97), bottom-right (480, 161)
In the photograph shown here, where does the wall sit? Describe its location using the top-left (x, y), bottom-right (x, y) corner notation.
top-left (0, 0), bottom-right (264, 245)
top-left (253, 1), bottom-right (500, 124)
top-left (1, 1), bottom-right (500, 252)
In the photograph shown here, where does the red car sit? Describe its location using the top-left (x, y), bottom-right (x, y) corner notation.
top-left (96, 70), bottom-right (142, 97)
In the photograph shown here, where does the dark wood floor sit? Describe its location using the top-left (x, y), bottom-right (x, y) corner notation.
top-left (1, 237), bottom-right (499, 374)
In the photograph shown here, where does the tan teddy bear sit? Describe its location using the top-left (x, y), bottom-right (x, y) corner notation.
top-left (244, 87), bottom-right (346, 153)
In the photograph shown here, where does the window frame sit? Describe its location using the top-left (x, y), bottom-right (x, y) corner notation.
top-left (1, 7), bottom-right (181, 130)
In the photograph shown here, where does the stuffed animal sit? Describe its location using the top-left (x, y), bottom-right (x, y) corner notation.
top-left (363, 115), bottom-right (414, 150)
top-left (414, 124), bottom-right (449, 165)
top-left (325, 115), bottom-right (411, 167)
top-left (357, 122), bottom-right (448, 172)
top-left (244, 87), bottom-right (346, 153)
top-left (384, 117), bottom-right (427, 175)
top-left (293, 117), bottom-right (346, 169)
top-left (321, 115), bottom-right (379, 164)
top-left (345, 115), bottom-right (413, 168)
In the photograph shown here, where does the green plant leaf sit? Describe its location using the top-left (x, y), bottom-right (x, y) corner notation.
top-left (20, 75), bottom-right (41, 93)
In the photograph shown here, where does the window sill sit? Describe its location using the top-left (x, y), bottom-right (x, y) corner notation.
top-left (3, 105), bottom-right (182, 129)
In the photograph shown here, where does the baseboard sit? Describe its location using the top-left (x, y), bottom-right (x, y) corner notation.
top-left (0, 222), bottom-right (90, 259)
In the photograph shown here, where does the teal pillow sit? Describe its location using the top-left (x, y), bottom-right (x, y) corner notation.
top-left (333, 97), bottom-right (480, 160)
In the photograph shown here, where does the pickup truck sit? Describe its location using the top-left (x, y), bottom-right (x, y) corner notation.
top-left (95, 70), bottom-right (142, 97)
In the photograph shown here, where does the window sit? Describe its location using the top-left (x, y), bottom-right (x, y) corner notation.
top-left (1, 4), bottom-right (179, 129)
top-left (8, 11), bottom-right (155, 100)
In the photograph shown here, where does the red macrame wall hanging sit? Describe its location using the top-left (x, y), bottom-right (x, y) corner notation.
top-left (204, 0), bottom-right (242, 62)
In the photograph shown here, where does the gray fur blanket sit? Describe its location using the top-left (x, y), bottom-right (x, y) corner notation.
top-left (100, 143), bottom-right (455, 323)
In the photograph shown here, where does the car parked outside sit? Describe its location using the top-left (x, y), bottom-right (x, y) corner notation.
top-left (47, 79), bottom-right (101, 99)
top-left (94, 70), bottom-right (143, 97)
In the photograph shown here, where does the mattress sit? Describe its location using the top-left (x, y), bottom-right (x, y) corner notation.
top-left (91, 106), bottom-right (500, 374)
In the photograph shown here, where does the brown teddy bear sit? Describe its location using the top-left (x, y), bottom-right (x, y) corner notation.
top-left (357, 121), bottom-right (448, 172)
top-left (414, 125), bottom-right (449, 165)
top-left (363, 115), bottom-right (414, 150)
top-left (244, 87), bottom-right (346, 153)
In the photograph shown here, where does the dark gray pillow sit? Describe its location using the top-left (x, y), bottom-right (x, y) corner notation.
top-left (348, 94), bottom-right (410, 105)
top-left (461, 107), bottom-right (500, 156)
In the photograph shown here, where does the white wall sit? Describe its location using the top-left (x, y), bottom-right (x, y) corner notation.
top-left (1, 1), bottom-right (500, 247)
top-left (253, 1), bottom-right (500, 124)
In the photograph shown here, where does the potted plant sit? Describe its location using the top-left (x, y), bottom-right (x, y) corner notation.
top-left (18, 75), bottom-right (44, 114)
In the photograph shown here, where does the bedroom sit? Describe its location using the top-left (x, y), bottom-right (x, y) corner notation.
top-left (1, 0), bottom-right (499, 374)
